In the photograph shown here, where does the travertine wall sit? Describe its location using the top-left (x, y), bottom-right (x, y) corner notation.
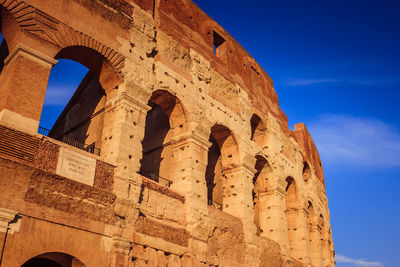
top-left (0, 0), bottom-right (334, 266)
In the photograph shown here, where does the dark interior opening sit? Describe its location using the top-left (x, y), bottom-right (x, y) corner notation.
top-left (22, 258), bottom-right (63, 267)
top-left (213, 30), bottom-right (225, 55)
top-left (21, 252), bottom-right (83, 267)
top-left (250, 114), bottom-right (262, 141)
top-left (253, 155), bottom-right (268, 234)
top-left (205, 135), bottom-right (222, 207)
top-left (139, 102), bottom-right (171, 183)
top-left (0, 13), bottom-right (9, 75)
top-left (302, 161), bottom-right (311, 182)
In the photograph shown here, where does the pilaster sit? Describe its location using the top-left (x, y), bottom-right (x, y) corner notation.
top-left (169, 127), bottom-right (212, 262)
top-left (258, 186), bottom-right (290, 257)
top-left (310, 224), bottom-right (323, 267)
top-left (0, 43), bottom-right (57, 134)
top-left (100, 91), bottom-right (151, 200)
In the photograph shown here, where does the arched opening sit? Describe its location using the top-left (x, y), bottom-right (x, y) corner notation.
top-left (0, 10), bottom-right (10, 77)
top-left (285, 176), bottom-right (299, 253)
top-left (139, 90), bottom-right (186, 186)
top-left (250, 114), bottom-right (267, 147)
top-left (22, 252), bottom-right (85, 267)
top-left (205, 124), bottom-right (238, 210)
top-left (302, 162), bottom-right (311, 182)
top-left (38, 46), bottom-right (119, 155)
top-left (253, 155), bottom-right (271, 234)
top-left (307, 201), bottom-right (314, 235)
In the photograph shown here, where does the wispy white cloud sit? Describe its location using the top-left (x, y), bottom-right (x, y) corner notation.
top-left (43, 85), bottom-right (77, 106)
top-left (336, 254), bottom-right (383, 267)
top-left (281, 77), bottom-right (400, 86)
top-left (283, 78), bottom-right (339, 86)
top-left (308, 114), bottom-right (400, 168)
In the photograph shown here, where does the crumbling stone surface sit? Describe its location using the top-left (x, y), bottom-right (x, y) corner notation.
top-left (94, 160), bottom-right (114, 192)
top-left (259, 237), bottom-right (284, 267)
top-left (206, 207), bottom-right (246, 266)
top-left (0, 0), bottom-right (334, 266)
top-left (135, 216), bottom-right (190, 247)
top-left (34, 140), bottom-right (59, 173)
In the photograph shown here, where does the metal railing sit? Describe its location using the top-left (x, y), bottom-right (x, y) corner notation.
top-left (38, 126), bottom-right (101, 156)
top-left (139, 169), bottom-right (172, 187)
top-left (38, 126), bottom-right (50, 136)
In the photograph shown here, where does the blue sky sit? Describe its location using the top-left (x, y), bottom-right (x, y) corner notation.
top-left (191, 1), bottom-right (400, 266)
top-left (2, 1), bottom-right (400, 266)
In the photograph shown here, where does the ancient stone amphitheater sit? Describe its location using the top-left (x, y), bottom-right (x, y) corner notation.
top-left (0, 0), bottom-right (334, 266)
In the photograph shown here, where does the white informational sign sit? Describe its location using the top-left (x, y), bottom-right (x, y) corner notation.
top-left (56, 147), bottom-right (96, 186)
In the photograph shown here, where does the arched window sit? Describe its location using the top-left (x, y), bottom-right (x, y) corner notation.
top-left (307, 201), bottom-right (314, 233)
top-left (0, 32), bottom-right (8, 75)
top-left (0, 7), bottom-right (10, 76)
top-left (285, 176), bottom-right (300, 255)
top-left (205, 124), bottom-right (238, 210)
top-left (253, 155), bottom-right (271, 234)
top-left (22, 252), bottom-right (85, 267)
top-left (139, 90), bottom-right (186, 186)
top-left (302, 162), bottom-right (311, 182)
top-left (285, 177), bottom-right (298, 209)
top-left (250, 114), bottom-right (267, 147)
top-left (38, 46), bottom-right (120, 155)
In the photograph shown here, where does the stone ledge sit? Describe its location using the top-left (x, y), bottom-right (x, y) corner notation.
top-left (135, 215), bottom-right (190, 247)
top-left (141, 176), bottom-right (185, 203)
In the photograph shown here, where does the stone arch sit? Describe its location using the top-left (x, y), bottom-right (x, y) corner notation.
top-left (307, 200), bottom-right (315, 236)
top-left (302, 161), bottom-right (311, 182)
top-left (40, 45), bottom-right (121, 154)
top-left (252, 154), bottom-right (271, 234)
top-left (0, 10), bottom-right (9, 75)
top-left (55, 45), bottom-right (121, 92)
top-left (285, 176), bottom-right (298, 211)
top-left (285, 176), bottom-right (304, 259)
top-left (21, 252), bottom-right (85, 267)
top-left (250, 113), bottom-right (267, 147)
top-left (0, 1), bottom-right (124, 73)
top-left (205, 124), bottom-right (239, 209)
top-left (139, 90), bottom-right (188, 185)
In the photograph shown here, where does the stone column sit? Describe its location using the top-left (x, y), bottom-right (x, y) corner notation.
top-left (310, 224), bottom-right (323, 267)
top-left (258, 187), bottom-right (290, 257)
top-left (222, 163), bottom-right (261, 266)
top-left (168, 127), bottom-right (211, 262)
top-left (321, 231), bottom-right (333, 267)
top-left (286, 208), bottom-right (310, 264)
top-left (100, 91), bottom-right (151, 200)
top-left (0, 43), bottom-right (57, 134)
